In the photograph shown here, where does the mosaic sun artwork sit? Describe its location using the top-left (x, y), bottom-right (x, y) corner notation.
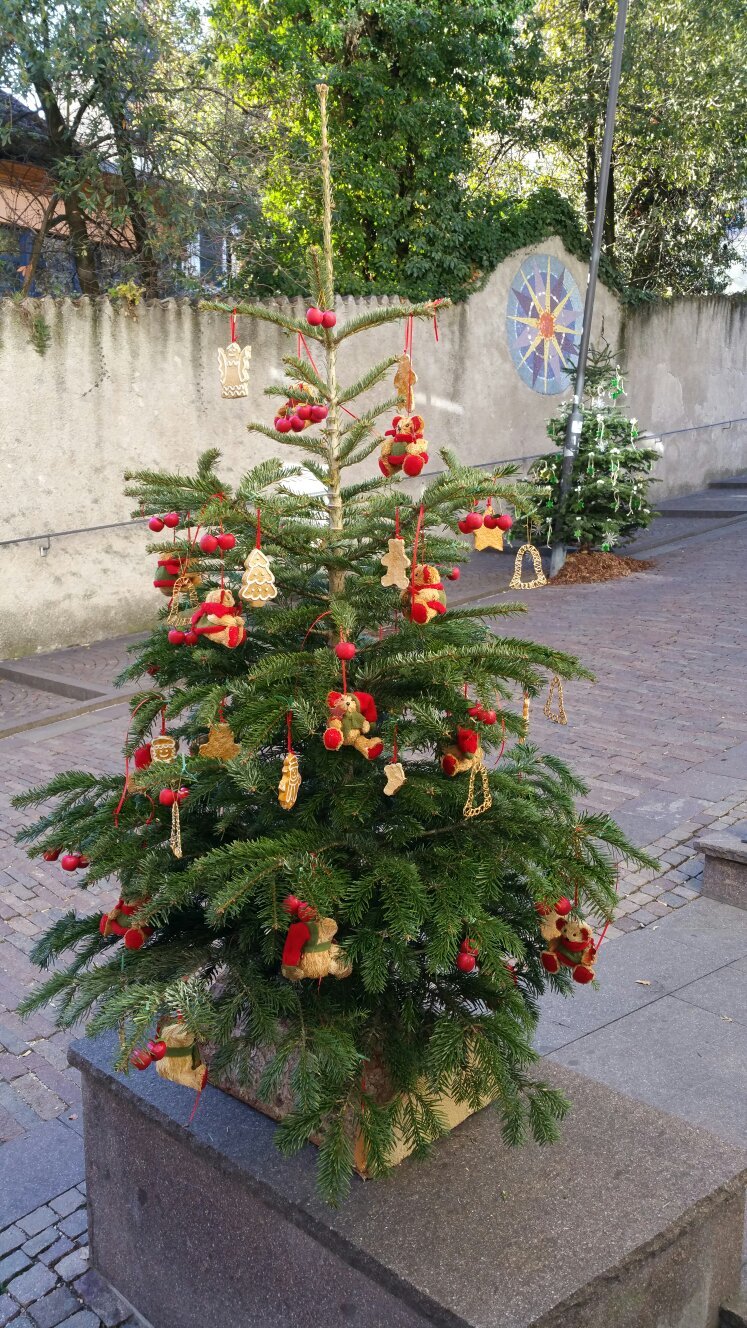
top-left (506, 255), bottom-right (583, 395)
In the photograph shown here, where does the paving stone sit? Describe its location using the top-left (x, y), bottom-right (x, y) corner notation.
top-left (48, 1193), bottom-right (84, 1221)
top-left (56, 1212), bottom-right (87, 1242)
top-left (74, 1271), bottom-right (130, 1327)
top-left (0, 1246), bottom-right (32, 1281)
top-left (56, 1313), bottom-right (100, 1328)
top-left (0, 1122), bottom-right (84, 1228)
top-left (0, 1295), bottom-right (19, 1328)
top-left (6, 1263), bottom-right (58, 1306)
top-left (0, 1226), bottom-right (25, 1257)
top-left (550, 994), bottom-right (747, 1150)
top-left (39, 1238), bottom-right (74, 1268)
top-left (17, 1208), bottom-right (57, 1238)
top-left (54, 1248), bottom-right (89, 1283)
top-left (27, 1286), bottom-right (80, 1328)
top-left (22, 1228), bottom-right (59, 1257)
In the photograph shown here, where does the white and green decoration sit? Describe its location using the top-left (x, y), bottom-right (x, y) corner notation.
top-left (531, 348), bottom-right (661, 550)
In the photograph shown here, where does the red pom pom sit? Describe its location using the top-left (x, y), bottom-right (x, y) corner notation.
top-left (296, 404), bottom-right (311, 421)
top-left (321, 311), bottom-right (337, 328)
top-left (306, 307), bottom-right (323, 326)
top-left (310, 404), bottom-right (327, 422)
top-left (200, 533), bottom-right (219, 553)
top-left (483, 514), bottom-right (498, 529)
top-left (276, 417), bottom-right (293, 434)
top-left (468, 705), bottom-right (483, 719)
top-left (283, 894), bottom-right (301, 915)
top-left (465, 512), bottom-right (483, 531)
top-left (146, 664), bottom-right (160, 677)
top-left (290, 415), bottom-right (305, 432)
top-left (124, 928), bottom-right (146, 950)
top-left (217, 532), bottom-right (236, 551)
top-left (496, 514), bottom-right (513, 531)
top-left (176, 787), bottom-right (189, 804)
top-left (184, 630), bottom-right (199, 646)
top-left (460, 937), bottom-right (479, 955)
top-left (134, 743), bottom-right (152, 770)
top-left (555, 897), bottom-right (572, 916)
top-left (148, 516), bottom-right (164, 532)
top-left (148, 1039), bottom-right (167, 1061)
top-left (334, 641), bottom-right (356, 660)
top-left (446, 567), bottom-right (461, 581)
top-left (77, 856), bottom-right (90, 868)
top-left (457, 518), bottom-right (471, 534)
top-left (130, 1048), bottom-right (152, 1070)
top-left (167, 629), bottom-right (185, 645)
top-left (323, 727), bottom-right (343, 750)
top-left (60, 853), bottom-right (80, 872)
top-left (456, 727), bottom-right (478, 755)
top-left (43, 848), bottom-right (60, 862)
top-left (162, 513), bottom-right (180, 529)
top-left (159, 789), bottom-right (176, 806)
top-left (481, 709), bottom-right (497, 725)
top-left (456, 952), bottom-right (476, 974)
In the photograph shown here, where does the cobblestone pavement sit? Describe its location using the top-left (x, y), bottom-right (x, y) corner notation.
top-left (0, 1181), bottom-right (138, 1327)
top-left (481, 521), bottom-right (747, 939)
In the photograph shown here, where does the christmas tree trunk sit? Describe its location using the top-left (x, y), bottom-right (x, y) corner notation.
top-left (15, 87), bottom-right (652, 1204)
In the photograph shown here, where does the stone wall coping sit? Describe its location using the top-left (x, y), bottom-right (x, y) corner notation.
top-left (695, 831), bottom-right (747, 865)
top-left (70, 1033), bottom-right (747, 1328)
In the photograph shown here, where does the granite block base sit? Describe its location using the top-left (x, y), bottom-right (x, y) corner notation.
top-left (696, 832), bottom-right (747, 909)
top-left (70, 1035), bottom-right (747, 1328)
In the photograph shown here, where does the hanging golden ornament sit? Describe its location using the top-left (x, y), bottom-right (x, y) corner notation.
top-left (151, 734), bottom-right (177, 764)
top-left (278, 752), bottom-right (302, 810)
top-left (473, 524), bottom-right (504, 552)
top-left (543, 675), bottom-right (568, 725)
top-left (509, 544), bottom-right (547, 590)
top-left (463, 756), bottom-right (492, 819)
top-left (518, 693), bottom-right (531, 745)
top-left (198, 722), bottom-right (240, 760)
top-left (218, 342), bottom-right (251, 399)
top-left (166, 572), bottom-right (200, 628)
top-left (380, 537), bottom-right (411, 590)
top-left (393, 353), bottom-right (417, 408)
top-left (240, 548), bottom-right (278, 608)
top-left (169, 799), bottom-right (182, 859)
top-left (383, 761), bottom-right (406, 796)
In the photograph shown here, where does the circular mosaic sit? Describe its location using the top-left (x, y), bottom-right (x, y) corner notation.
top-left (506, 255), bottom-right (583, 395)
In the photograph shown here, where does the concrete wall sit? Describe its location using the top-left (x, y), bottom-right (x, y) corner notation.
top-left (0, 238), bottom-right (744, 657)
top-left (623, 296), bottom-right (747, 497)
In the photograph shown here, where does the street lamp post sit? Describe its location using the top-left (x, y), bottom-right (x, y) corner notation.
top-left (549, 0), bottom-right (630, 578)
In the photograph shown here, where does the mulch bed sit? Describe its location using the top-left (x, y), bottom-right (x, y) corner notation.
top-left (552, 551), bottom-right (655, 585)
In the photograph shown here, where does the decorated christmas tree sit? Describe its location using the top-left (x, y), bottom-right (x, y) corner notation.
top-left (532, 347), bottom-right (661, 552)
top-left (15, 88), bottom-right (649, 1204)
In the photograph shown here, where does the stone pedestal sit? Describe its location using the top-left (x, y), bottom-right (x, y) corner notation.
top-left (696, 831), bottom-right (747, 909)
top-left (70, 1034), bottom-right (747, 1328)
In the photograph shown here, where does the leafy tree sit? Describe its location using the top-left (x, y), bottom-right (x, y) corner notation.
top-left (507, 0), bottom-right (747, 294)
top-left (532, 347), bottom-right (660, 550)
top-left (212, 0), bottom-right (542, 298)
top-left (0, 0), bottom-right (260, 296)
top-left (16, 88), bottom-right (648, 1203)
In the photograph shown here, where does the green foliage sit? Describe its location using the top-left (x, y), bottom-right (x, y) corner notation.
top-left (531, 348), bottom-right (660, 550)
top-left (16, 166), bottom-right (653, 1201)
top-left (506, 0), bottom-right (747, 295)
top-left (212, 0), bottom-right (575, 301)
